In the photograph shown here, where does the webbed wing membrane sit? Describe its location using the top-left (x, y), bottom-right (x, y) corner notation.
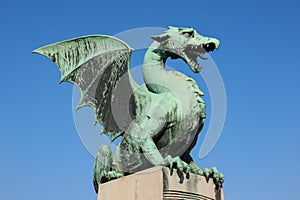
top-left (33, 35), bottom-right (138, 141)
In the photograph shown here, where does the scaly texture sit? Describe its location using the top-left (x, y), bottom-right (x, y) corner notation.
top-left (33, 26), bottom-right (224, 193)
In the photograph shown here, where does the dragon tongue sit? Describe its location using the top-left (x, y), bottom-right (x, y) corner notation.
top-left (199, 53), bottom-right (208, 60)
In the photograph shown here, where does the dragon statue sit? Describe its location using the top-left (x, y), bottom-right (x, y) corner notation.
top-left (33, 26), bottom-right (224, 192)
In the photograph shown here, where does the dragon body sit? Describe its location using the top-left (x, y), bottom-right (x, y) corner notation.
top-left (33, 26), bottom-right (224, 192)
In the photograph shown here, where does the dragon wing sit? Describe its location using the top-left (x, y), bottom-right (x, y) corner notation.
top-left (33, 35), bottom-right (140, 141)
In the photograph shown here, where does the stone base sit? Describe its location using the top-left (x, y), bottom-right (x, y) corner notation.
top-left (97, 166), bottom-right (224, 200)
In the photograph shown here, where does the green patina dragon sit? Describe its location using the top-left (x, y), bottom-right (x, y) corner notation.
top-left (33, 26), bottom-right (224, 192)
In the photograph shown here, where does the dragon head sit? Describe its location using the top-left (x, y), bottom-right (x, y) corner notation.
top-left (151, 26), bottom-right (220, 73)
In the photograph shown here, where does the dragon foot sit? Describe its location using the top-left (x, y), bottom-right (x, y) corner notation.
top-left (203, 167), bottom-right (224, 188)
top-left (165, 155), bottom-right (190, 175)
top-left (188, 162), bottom-right (204, 176)
top-left (182, 160), bottom-right (224, 188)
top-left (100, 170), bottom-right (124, 182)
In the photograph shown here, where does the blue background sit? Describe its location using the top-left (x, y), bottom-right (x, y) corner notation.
top-left (1, 0), bottom-right (299, 199)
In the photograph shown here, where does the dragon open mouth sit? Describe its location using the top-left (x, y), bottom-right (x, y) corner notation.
top-left (183, 42), bottom-right (217, 73)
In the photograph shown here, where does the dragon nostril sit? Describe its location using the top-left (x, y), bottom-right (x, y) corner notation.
top-left (204, 42), bottom-right (216, 52)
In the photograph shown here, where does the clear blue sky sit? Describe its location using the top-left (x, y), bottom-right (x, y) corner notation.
top-left (1, 0), bottom-right (299, 199)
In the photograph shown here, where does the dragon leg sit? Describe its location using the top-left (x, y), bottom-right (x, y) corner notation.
top-left (139, 136), bottom-right (190, 174)
top-left (126, 109), bottom-right (190, 175)
top-left (93, 144), bottom-right (123, 193)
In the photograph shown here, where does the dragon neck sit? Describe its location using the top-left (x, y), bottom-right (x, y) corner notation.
top-left (142, 41), bottom-right (204, 118)
top-left (142, 42), bottom-right (186, 93)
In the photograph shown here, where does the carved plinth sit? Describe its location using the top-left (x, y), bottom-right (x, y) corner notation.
top-left (97, 166), bottom-right (224, 200)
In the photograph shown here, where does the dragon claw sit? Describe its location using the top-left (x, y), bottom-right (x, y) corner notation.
top-left (188, 162), bottom-right (203, 176)
top-left (203, 168), bottom-right (210, 179)
top-left (106, 171), bottom-right (123, 180)
top-left (185, 165), bottom-right (191, 175)
top-left (219, 173), bottom-right (225, 184)
top-left (202, 167), bottom-right (224, 187)
top-left (164, 158), bottom-right (224, 187)
top-left (102, 170), bottom-right (124, 181)
top-left (165, 156), bottom-right (189, 175)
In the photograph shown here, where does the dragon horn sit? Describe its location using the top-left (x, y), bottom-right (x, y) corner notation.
top-left (151, 33), bottom-right (170, 43)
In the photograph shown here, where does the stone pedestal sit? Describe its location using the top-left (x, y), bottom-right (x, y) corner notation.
top-left (97, 166), bottom-right (224, 200)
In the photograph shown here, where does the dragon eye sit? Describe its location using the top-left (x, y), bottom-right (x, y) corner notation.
top-left (183, 31), bottom-right (194, 37)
